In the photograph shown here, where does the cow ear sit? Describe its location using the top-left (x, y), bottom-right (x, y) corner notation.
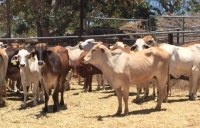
top-left (28, 50), bottom-right (36, 59)
top-left (3, 44), bottom-right (9, 49)
top-left (11, 55), bottom-right (19, 65)
top-left (47, 49), bottom-right (53, 55)
top-left (131, 44), bottom-right (137, 51)
top-left (144, 44), bottom-right (150, 49)
top-left (101, 48), bottom-right (105, 53)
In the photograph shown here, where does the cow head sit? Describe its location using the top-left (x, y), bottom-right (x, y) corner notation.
top-left (31, 43), bottom-right (48, 67)
top-left (142, 35), bottom-right (159, 47)
top-left (11, 49), bottom-right (30, 68)
top-left (83, 42), bottom-right (107, 65)
top-left (0, 42), bottom-right (9, 49)
top-left (79, 39), bottom-right (97, 51)
top-left (10, 42), bottom-right (20, 48)
top-left (131, 38), bottom-right (150, 52)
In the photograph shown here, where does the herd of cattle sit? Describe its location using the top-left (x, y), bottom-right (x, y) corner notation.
top-left (0, 35), bottom-right (199, 116)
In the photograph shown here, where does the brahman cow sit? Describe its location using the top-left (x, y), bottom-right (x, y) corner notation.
top-left (11, 49), bottom-right (44, 107)
top-left (31, 43), bottom-right (71, 112)
top-left (0, 48), bottom-right (8, 104)
top-left (83, 42), bottom-right (170, 115)
top-left (159, 43), bottom-right (200, 100)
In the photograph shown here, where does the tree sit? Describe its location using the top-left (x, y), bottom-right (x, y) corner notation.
top-left (0, 0), bottom-right (153, 37)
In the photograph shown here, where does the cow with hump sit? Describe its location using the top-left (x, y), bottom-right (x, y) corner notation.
top-left (83, 42), bottom-right (170, 115)
top-left (30, 43), bottom-right (71, 112)
top-left (11, 49), bottom-right (44, 108)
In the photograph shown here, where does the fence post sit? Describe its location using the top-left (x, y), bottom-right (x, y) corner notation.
top-left (119, 36), bottom-right (123, 42)
top-left (177, 28), bottom-right (180, 44)
top-left (168, 33), bottom-right (173, 45)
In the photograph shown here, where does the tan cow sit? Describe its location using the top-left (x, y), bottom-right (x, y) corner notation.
top-left (83, 42), bottom-right (170, 115)
top-left (0, 48), bottom-right (8, 104)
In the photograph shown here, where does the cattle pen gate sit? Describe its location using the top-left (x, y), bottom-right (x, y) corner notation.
top-left (1, 15), bottom-right (200, 46)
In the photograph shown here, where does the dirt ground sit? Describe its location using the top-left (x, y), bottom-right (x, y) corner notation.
top-left (0, 78), bottom-right (200, 128)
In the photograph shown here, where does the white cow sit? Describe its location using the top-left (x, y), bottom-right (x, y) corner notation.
top-left (83, 42), bottom-right (170, 115)
top-left (0, 49), bottom-right (8, 104)
top-left (11, 49), bottom-right (43, 107)
top-left (159, 43), bottom-right (200, 100)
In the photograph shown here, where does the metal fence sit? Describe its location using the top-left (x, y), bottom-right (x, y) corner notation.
top-left (1, 15), bottom-right (200, 46)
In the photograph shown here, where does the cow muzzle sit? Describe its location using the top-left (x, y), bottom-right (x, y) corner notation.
top-left (19, 64), bottom-right (25, 67)
top-left (38, 61), bottom-right (45, 66)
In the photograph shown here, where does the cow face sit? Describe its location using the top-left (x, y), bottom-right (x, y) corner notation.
top-left (79, 39), bottom-right (97, 51)
top-left (34, 43), bottom-right (48, 67)
top-left (83, 42), bottom-right (105, 65)
top-left (131, 38), bottom-right (150, 52)
top-left (0, 42), bottom-right (9, 49)
top-left (11, 49), bottom-right (30, 68)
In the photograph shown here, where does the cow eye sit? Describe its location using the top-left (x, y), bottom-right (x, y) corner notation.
top-left (92, 49), bottom-right (96, 52)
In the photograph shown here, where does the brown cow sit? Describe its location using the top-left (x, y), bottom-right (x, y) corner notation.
top-left (30, 43), bottom-right (71, 112)
top-left (71, 51), bottom-right (104, 92)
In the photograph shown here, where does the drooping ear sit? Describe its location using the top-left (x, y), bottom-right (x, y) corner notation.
top-left (131, 44), bottom-right (137, 51)
top-left (147, 40), bottom-right (154, 46)
top-left (11, 55), bottom-right (19, 65)
top-left (47, 49), bottom-right (53, 55)
top-left (28, 50), bottom-right (36, 59)
top-left (3, 44), bottom-right (9, 49)
top-left (98, 45), bottom-right (105, 53)
top-left (144, 44), bottom-right (151, 49)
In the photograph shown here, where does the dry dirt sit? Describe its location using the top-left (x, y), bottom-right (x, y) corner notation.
top-left (0, 78), bottom-right (200, 128)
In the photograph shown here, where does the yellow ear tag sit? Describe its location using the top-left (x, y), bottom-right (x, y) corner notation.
top-left (29, 57), bottom-right (34, 62)
top-left (12, 61), bottom-right (17, 65)
top-left (131, 51), bottom-right (134, 54)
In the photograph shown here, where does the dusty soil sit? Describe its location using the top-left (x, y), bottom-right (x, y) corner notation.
top-left (0, 78), bottom-right (200, 128)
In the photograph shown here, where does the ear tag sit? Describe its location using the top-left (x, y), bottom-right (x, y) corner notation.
top-left (12, 61), bottom-right (17, 65)
top-left (29, 57), bottom-right (34, 62)
top-left (131, 51), bottom-right (134, 54)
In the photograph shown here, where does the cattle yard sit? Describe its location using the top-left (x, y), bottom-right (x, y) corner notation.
top-left (0, 78), bottom-right (200, 128)
top-left (1, 15), bottom-right (200, 128)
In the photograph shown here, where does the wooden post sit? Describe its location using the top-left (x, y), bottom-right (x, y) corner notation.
top-left (168, 33), bottom-right (173, 45)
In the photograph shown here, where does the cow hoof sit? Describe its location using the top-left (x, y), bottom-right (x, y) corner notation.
top-left (155, 106), bottom-right (161, 111)
top-left (60, 101), bottom-right (64, 106)
top-left (88, 90), bottom-right (92, 92)
top-left (53, 107), bottom-right (58, 112)
top-left (189, 96), bottom-right (195, 101)
top-left (43, 107), bottom-right (48, 113)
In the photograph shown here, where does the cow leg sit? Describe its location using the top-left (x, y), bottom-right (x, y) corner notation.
top-left (52, 81), bottom-right (59, 112)
top-left (136, 86), bottom-right (141, 101)
top-left (59, 78), bottom-right (65, 106)
top-left (191, 70), bottom-right (199, 100)
top-left (152, 78), bottom-right (156, 97)
top-left (42, 80), bottom-right (49, 113)
top-left (88, 75), bottom-right (92, 92)
top-left (39, 81), bottom-right (44, 101)
top-left (84, 77), bottom-right (88, 92)
top-left (123, 86), bottom-right (129, 115)
top-left (32, 81), bottom-right (39, 106)
top-left (188, 76), bottom-right (193, 100)
top-left (0, 86), bottom-right (3, 104)
top-left (3, 80), bottom-right (7, 97)
top-left (22, 82), bottom-right (28, 108)
top-left (155, 80), bottom-right (167, 111)
top-left (115, 87), bottom-right (122, 115)
top-left (101, 75), bottom-right (105, 90)
top-left (143, 85), bottom-right (149, 100)
top-left (43, 91), bottom-right (49, 113)
top-left (78, 75), bottom-right (81, 85)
